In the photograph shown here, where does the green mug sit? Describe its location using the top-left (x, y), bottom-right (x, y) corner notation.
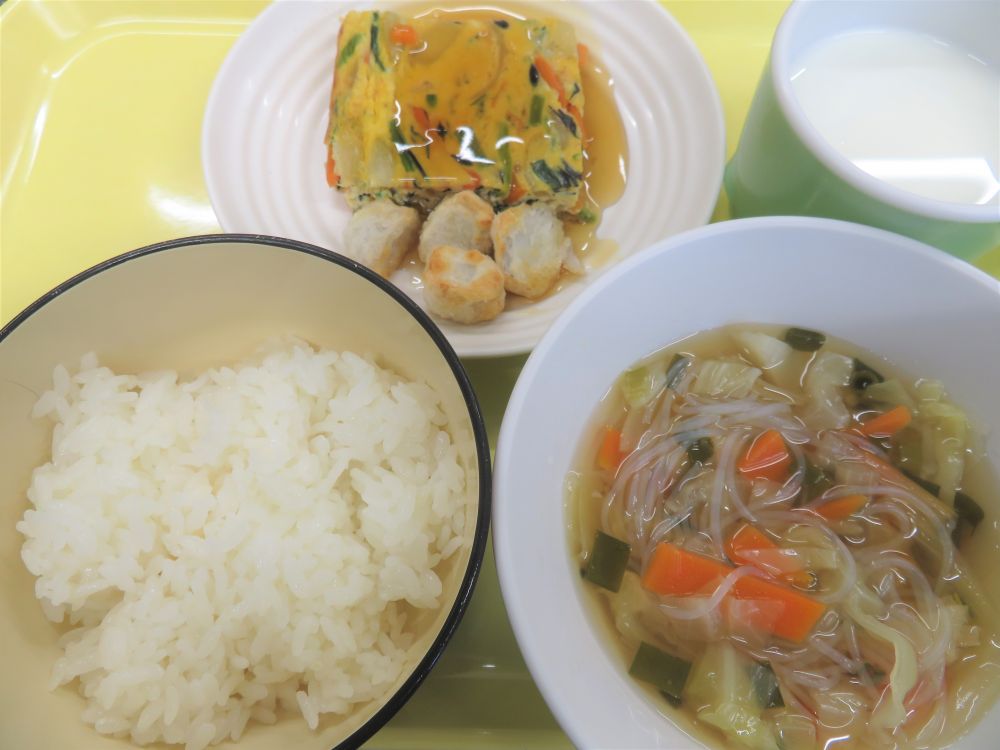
top-left (725, 0), bottom-right (1000, 261)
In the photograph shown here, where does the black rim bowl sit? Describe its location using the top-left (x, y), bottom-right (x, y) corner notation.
top-left (0, 233), bottom-right (493, 750)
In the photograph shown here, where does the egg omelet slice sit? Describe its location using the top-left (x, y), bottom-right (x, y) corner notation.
top-left (326, 10), bottom-right (586, 215)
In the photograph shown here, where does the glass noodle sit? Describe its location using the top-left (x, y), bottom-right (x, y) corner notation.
top-left (568, 324), bottom-right (999, 750)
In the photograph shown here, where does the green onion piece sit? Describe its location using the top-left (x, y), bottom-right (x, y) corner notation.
top-left (749, 663), bottom-right (784, 708)
top-left (497, 124), bottom-right (513, 187)
top-left (800, 461), bottom-right (835, 504)
top-left (531, 159), bottom-right (565, 191)
top-left (629, 642), bottom-right (692, 703)
top-left (851, 358), bottom-right (885, 391)
top-left (426, 93), bottom-right (438, 108)
top-left (557, 159), bottom-right (582, 186)
top-left (664, 354), bottom-right (691, 390)
top-left (550, 106), bottom-right (578, 137)
top-left (686, 437), bottom-right (713, 464)
top-left (901, 468), bottom-right (941, 497)
top-left (803, 461), bottom-right (826, 486)
top-left (660, 690), bottom-right (682, 708)
top-left (865, 662), bottom-right (886, 683)
top-left (529, 94), bottom-right (545, 126)
top-left (583, 531), bottom-right (631, 592)
top-left (370, 12), bottom-right (386, 71)
top-left (337, 33), bottom-right (363, 67)
top-left (577, 207), bottom-right (597, 223)
top-left (955, 490), bottom-right (985, 529)
top-left (388, 122), bottom-right (427, 177)
top-left (784, 327), bottom-right (826, 352)
top-left (952, 521), bottom-right (971, 549)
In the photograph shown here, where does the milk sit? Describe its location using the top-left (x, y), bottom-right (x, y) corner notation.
top-left (790, 29), bottom-right (1000, 206)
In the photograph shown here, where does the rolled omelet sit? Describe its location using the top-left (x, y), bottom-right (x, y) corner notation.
top-left (326, 10), bottom-right (586, 215)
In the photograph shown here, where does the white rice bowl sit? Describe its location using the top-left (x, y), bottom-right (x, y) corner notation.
top-left (16, 338), bottom-right (471, 750)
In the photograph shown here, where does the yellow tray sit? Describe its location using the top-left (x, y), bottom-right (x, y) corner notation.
top-left (2, 1), bottom-right (998, 748)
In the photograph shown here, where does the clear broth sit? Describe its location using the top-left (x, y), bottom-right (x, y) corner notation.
top-left (566, 323), bottom-right (1000, 750)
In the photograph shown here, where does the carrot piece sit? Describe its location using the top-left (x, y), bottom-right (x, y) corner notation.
top-left (577, 42), bottom-right (590, 68)
top-left (565, 101), bottom-right (584, 128)
top-left (725, 524), bottom-right (774, 559)
top-left (860, 405), bottom-right (912, 438)
top-left (390, 23), bottom-right (419, 47)
top-left (732, 576), bottom-right (827, 642)
top-left (725, 524), bottom-right (812, 588)
top-left (642, 543), bottom-right (826, 643)
top-left (814, 493), bottom-right (868, 521)
top-left (325, 146), bottom-right (339, 187)
top-left (642, 542), bottom-right (730, 596)
top-left (412, 106), bottom-right (432, 132)
top-left (532, 55), bottom-right (584, 139)
top-left (738, 429), bottom-right (791, 482)
top-left (506, 177), bottom-right (527, 204)
top-left (597, 428), bottom-right (623, 471)
top-left (535, 55), bottom-right (576, 109)
top-left (461, 168), bottom-right (482, 191)
top-left (534, 55), bottom-right (566, 102)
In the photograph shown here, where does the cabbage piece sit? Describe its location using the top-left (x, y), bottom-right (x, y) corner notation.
top-left (766, 708), bottom-right (817, 750)
top-left (942, 602), bottom-right (972, 661)
top-left (915, 379), bottom-right (946, 403)
top-left (783, 526), bottom-right (840, 570)
top-left (919, 401), bottom-right (968, 503)
top-left (834, 460), bottom-right (881, 488)
top-left (700, 702), bottom-right (780, 750)
top-left (801, 352), bottom-right (853, 430)
top-left (895, 429), bottom-right (923, 473)
top-left (845, 586), bottom-right (918, 730)
top-left (863, 379), bottom-right (916, 409)
top-left (620, 365), bottom-right (666, 408)
top-left (610, 572), bottom-right (658, 649)
top-left (811, 685), bottom-right (870, 740)
top-left (620, 390), bottom-right (664, 452)
top-left (952, 557), bottom-right (1000, 625)
top-left (692, 360), bottom-right (761, 400)
top-left (906, 379), bottom-right (971, 502)
top-left (684, 642), bottom-right (779, 750)
top-left (733, 331), bottom-right (802, 391)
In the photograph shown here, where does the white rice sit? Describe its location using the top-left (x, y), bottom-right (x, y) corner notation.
top-left (16, 339), bottom-right (470, 749)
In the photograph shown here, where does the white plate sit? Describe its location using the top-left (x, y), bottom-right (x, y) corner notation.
top-left (202, 0), bottom-right (725, 357)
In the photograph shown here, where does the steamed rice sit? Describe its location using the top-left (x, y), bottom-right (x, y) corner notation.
top-left (16, 339), bottom-right (470, 749)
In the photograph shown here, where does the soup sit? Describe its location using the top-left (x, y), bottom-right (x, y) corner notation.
top-left (568, 324), bottom-right (999, 750)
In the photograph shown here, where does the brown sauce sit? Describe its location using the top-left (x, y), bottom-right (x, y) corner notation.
top-left (394, 2), bottom-right (629, 294)
top-left (570, 49), bottom-right (628, 266)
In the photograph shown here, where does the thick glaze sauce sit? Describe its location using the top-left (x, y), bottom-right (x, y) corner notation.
top-left (569, 48), bottom-right (627, 266)
top-left (392, 3), bottom-right (628, 288)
